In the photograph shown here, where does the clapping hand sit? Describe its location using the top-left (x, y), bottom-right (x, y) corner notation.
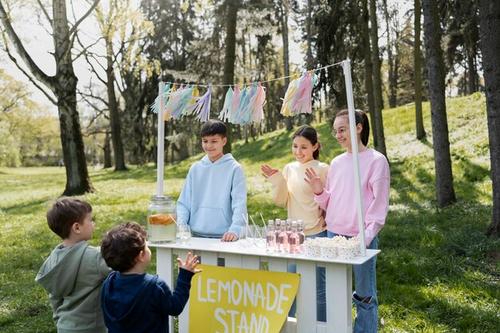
top-left (304, 167), bottom-right (324, 195)
top-left (261, 164), bottom-right (278, 178)
top-left (177, 252), bottom-right (201, 273)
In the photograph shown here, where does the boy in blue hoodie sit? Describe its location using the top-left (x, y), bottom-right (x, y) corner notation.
top-left (177, 119), bottom-right (247, 241)
top-left (35, 198), bottom-right (110, 333)
top-left (100, 222), bottom-right (200, 333)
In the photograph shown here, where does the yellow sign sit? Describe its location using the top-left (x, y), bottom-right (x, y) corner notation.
top-left (189, 264), bottom-right (300, 333)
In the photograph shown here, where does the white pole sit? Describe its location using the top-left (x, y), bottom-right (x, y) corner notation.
top-left (156, 82), bottom-right (165, 197)
top-left (342, 59), bottom-right (366, 256)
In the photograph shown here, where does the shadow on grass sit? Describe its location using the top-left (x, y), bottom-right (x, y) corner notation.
top-left (2, 198), bottom-right (50, 215)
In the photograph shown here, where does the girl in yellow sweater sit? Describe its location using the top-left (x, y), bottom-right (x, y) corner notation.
top-left (260, 125), bottom-right (328, 321)
top-left (261, 125), bottom-right (329, 236)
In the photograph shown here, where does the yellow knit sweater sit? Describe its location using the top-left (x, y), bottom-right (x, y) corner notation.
top-left (268, 159), bottom-right (329, 235)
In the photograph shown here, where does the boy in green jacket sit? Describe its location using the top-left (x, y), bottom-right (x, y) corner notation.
top-left (36, 198), bottom-right (110, 333)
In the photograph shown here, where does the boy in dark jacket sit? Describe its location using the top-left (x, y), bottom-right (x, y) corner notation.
top-left (100, 222), bottom-right (199, 333)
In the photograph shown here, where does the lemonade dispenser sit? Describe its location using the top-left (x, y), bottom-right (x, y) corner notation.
top-left (147, 195), bottom-right (176, 243)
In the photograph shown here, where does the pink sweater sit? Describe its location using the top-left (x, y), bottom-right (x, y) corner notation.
top-left (314, 149), bottom-right (390, 246)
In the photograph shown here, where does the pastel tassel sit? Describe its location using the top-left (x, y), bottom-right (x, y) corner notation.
top-left (292, 72), bottom-right (314, 114)
top-left (219, 87), bottom-right (233, 122)
top-left (150, 83), bottom-right (171, 117)
top-left (239, 84), bottom-right (258, 124)
top-left (170, 86), bottom-right (195, 119)
top-left (280, 76), bottom-right (300, 116)
top-left (164, 85), bottom-right (185, 119)
top-left (235, 86), bottom-right (253, 124)
top-left (229, 85), bottom-right (241, 123)
top-left (189, 86), bottom-right (212, 122)
top-left (251, 84), bottom-right (266, 123)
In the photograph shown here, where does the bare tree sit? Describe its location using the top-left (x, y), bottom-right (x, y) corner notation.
top-left (222, 0), bottom-right (239, 153)
top-left (369, 0), bottom-right (387, 156)
top-left (478, 0), bottom-right (500, 237)
top-left (414, 0), bottom-right (426, 140)
top-left (422, 0), bottom-right (456, 207)
top-left (278, 0), bottom-right (293, 131)
top-left (360, 0), bottom-right (377, 147)
top-left (0, 0), bottom-right (99, 195)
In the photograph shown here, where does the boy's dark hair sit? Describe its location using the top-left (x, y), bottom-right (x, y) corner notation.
top-left (293, 125), bottom-right (321, 160)
top-left (101, 222), bottom-right (147, 272)
top-left (335, 109), bottom-right (370, 146)
top-left (200, 119), bottom-right (227, 138)
top-left (46, 198), bottom-right (92, 239)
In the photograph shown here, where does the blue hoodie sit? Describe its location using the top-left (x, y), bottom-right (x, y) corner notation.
top-left (101, 269), bottom-right (194, 333)
top-left (176, 153), bottom-right (247, 238)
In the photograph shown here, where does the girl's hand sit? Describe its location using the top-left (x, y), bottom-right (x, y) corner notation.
top-left (261, 164), bottom-right (278, 178)
top-left (177, 252), bottom-right (201, 273)
top-left (304, 167), bottom-right (324, 195)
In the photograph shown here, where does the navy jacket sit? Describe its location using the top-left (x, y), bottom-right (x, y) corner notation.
top-left (101, 269), bottom-right (194, 333)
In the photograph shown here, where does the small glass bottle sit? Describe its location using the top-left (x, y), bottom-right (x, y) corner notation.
top-left (297, 220), bottom-right (306, 253)
top-left (266, 220), bottom-right (276, 252)
top-left (274, 219), bottom-right (281, 242)
top-left (147, 195), bottom-right (176, 243)
top-left (277, 220), bottom-right (289, 253)
top-left (288, 221), bottom-right (300, 254)
top-left (285, 219), bottom-right (292, 249)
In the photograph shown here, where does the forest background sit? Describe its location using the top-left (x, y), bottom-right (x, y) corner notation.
top-left (0, 0), bottom-right (499, 331)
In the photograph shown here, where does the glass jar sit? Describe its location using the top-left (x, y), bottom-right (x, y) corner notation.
top-left (147, 195), bottom-right (176, 243)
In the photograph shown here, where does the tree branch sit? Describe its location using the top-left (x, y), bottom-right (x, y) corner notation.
top-left (73, 35), bottom-right (104, 62)
top-left (69, 0), bottom-right (100, 37)
top-left (0, 1), bottom-right (55, 91)
top-left (2, 36), bottom-right (57, 105)
top-left (79, 89), bottom-right (109, 107)
top-left (36, 0), bottom-right (52, 25)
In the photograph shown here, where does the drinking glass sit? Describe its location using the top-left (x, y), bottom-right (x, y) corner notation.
top-left (176, 224), bottom-right (191, 244)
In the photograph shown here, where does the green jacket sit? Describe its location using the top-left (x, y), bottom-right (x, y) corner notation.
top-left (36, 241), bottom-right (110, 333)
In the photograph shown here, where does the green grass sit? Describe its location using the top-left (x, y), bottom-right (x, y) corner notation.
top-left (1, 93), bottom-right (499, 332)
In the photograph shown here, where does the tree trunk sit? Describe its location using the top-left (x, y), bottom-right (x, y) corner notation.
top-left (105, 36), bottom-right (127, 171)
top-left (361, 0), bottom-right (378, 148)
top-left (222, 0), bottom-right (238, 154)
top-left (53, 0), bottom-right (93, 195)
top-left (281, 1), bottom-right (293, 131)
top-left (103, 131), bottom-right (112, 168)
top-left (478, 0), bottom-right (500, 237)
top-left (369, 0), bottom-right (387, 156)
top-left (414, 0), bottom-right (426, 139)
top-left (422, 0), bottom-right (456, 207)
top-left (382, 0), bottom-right (397, 108)
top-left (305, 0), bottom-right (313, 69)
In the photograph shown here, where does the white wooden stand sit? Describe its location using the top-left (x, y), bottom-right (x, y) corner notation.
top-left (150, 238), bottom-right (379, 333)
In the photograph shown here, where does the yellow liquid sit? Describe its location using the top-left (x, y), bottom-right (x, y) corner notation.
top-left (148, 223), bottom-right (176, 243)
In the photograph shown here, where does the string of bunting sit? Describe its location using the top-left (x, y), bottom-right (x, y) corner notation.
top-left (151, 61), bottom-right (343, 123)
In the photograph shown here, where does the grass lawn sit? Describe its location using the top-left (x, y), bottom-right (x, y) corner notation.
top-left (0, 93), bottom-right (499, 332)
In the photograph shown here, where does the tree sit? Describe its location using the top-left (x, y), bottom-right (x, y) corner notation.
top-left (422, 0), bottom-right (456, 207)
top-left (0, 0), bottom-right (98, 195)
top-left (478, 0), bottom-right (500, 237)
top-left (360, 0), bottom-right (377, 147)
top-left (382, 0), bottom-right (398, 108)
top-left (414, 0), bottom-right (426, 139)
top-left (277, 0), bottom-right (293, 131)
top-left (369, 0), bottom-right (387, 156)
top-left (222, 0), bottom-right (239, 153)
top-left (94, 0), bottom-right (127, 171)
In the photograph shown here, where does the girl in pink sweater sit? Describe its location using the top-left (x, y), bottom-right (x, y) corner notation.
top-left (305, 110), bottom-right (390, 333)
